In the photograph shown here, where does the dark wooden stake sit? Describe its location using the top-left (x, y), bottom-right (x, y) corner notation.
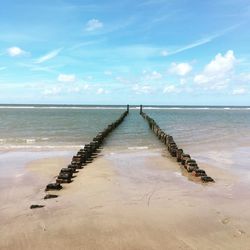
top-left (127, 104), bottom-right (129, 113)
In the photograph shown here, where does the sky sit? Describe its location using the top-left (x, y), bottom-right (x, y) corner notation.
top-left (0, 0), bottom-right (250, 105)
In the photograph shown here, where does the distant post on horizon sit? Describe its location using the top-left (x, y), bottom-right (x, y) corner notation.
top-left (127, 104), bottom-right (129, 113)
top-left (140, 105), bottom-right (142, 114)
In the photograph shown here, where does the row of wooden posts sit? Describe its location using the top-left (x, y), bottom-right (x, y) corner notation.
top-left (44, 108), bottom-right (129, 196)
top-left (139, 105), bottom-right (214, 183)
top-left (44, 104), bottom-right (213, 198)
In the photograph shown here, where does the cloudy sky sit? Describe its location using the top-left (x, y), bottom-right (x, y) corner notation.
top-left (0, 0), bottom-right (250, 105)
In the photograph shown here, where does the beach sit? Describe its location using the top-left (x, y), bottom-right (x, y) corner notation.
top-left (1, 106), bottom-right (250, 249)
top-left (1, 0), bottom-right (249, 248)
top-left (1, 148), bottom-right (250, 249)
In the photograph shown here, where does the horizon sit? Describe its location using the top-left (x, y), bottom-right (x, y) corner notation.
top-left (1, 1), bottom-right (250, 105)
top-left (1, 103), bottom-right (250, 107)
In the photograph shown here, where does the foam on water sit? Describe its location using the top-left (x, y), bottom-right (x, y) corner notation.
top-left (25, 139), bottom-right (36, 144)
top-left (0, 145), bottom-right (84, 150)
top-left (1, 105), bottom-right (250, 111)
top-left (128, 146), bottom-right (149, 150)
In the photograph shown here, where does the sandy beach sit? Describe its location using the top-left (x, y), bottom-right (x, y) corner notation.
top-left (1, 147), bottom-right (250, 250)
top-left (1, 0), bottom-right (250, 247)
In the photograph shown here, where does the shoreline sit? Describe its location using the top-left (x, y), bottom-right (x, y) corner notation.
top-left (1, 148), bottom-right (250, 249)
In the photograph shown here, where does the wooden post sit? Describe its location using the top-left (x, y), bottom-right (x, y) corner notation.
top-left (127, 104), bottom-right (129, 113)
top-left (140, 105), bottom-right (142, 114)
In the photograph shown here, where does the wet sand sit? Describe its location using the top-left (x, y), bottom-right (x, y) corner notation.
top-left (1, 148), bottom-right (250, 250)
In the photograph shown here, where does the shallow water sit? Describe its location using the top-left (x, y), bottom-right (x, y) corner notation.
top-left (0, 107), bottom-right (123, 149)
top-left (0, 105), bottom-right (249, 173)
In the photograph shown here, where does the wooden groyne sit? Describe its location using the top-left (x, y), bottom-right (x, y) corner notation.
top-left (140, 106), bottom-right (214, 183)
top-left (44, 109), bottom-right (129, 194)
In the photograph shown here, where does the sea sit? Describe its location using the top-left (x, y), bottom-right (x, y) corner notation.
top-left (0, 104), bottom-right (249, 174)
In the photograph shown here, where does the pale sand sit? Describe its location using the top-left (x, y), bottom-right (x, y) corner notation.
top-left (1, 148), bottom-right (250, 250)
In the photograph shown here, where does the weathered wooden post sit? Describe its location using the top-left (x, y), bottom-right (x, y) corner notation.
top-left (45, 110), bottom-right (129, 194)
top-left (139, 110), bottom-right (215, 183)
top-left (177, 149), bottom-right (183, 162)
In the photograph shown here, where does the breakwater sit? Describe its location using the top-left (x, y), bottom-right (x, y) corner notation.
top-left (44, 108), bottom-right (129, 195)
top-left (140, 106), bottom-right (214, 183)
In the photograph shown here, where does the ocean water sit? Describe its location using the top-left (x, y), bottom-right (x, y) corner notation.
top-left (0, 106), bottom-right (124, 149)
top-left (145, 108), bottom-right (250, 173)
top-left (0, 105), bottom-right (249, 173)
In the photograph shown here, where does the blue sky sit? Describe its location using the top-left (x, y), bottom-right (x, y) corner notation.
top-left (0, 0), bottom-right (250, 105)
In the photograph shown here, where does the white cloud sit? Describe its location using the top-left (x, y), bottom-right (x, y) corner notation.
top-left (97, 88), bottom-right (104, 94)
top-left (163, 85), bottom-right (179, 93)
top-left (96, 88), bottom-right (108, 94)
top-left (41, 82), bottom-right (91, 96)
top-left (69, 38), bottom-right (106, 51)
top-left (164, 25), bottom-right (238, 57)
top-left (132, 84), bottom-right (153, 94)
top-left (42, 86), bottom-right (61, 96)
top-left (143, 70), bottom-right (162, 80)
top-left (35, 48), bottom-right (62, 64)
top-left (68, 86), bottom-right (81, 93)
top-left (19, 63), bottom-right (61, 74)
top-left (166, 37), bottom-right (215, 57)
top-left (169, 63), bottom-right (192, 76)
top-left (237, 73), bottom-right (250, 82)
top-left (232, 88), bottom-right (247, 95)
top-left (194, 50), bottom-right (236, 90)
top-left (7, 47), bottom-right (26, 57)
top-left (204, 50), bottom-right (235, 74)
top-left (115, 76), bottom-right (131, 84)
top-left (161, 50), bottom-right (168, 56)
top-left (150, 71), bottom-right (162, 80)
top-left (57, 74), bottom-right (76, 82)
top-left (67, 84), bottom-right (90, 93)
top-left (85, 19), bottom-right (103, 31)
top-left (83, 84), bottom-right (90, 90)
top-left (180, 78), bottom-right (187, 85)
